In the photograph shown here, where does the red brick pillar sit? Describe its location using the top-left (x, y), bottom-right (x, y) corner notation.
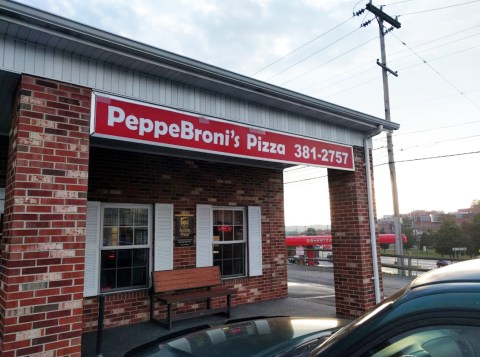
top-left (0, 76), bottom-right (90, 357)
top-left (328, 146), bottom-right (383, 318)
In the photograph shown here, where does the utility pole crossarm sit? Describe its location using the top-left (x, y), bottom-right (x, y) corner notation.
top-left (365, 2), bottom-right (401, 29)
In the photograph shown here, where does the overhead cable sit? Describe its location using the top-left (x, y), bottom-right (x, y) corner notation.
top-left (252, 16), bottom-right (354, 76)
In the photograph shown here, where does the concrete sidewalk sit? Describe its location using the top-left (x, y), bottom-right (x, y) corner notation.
top-left (81, 269), bottom-right (415, 357)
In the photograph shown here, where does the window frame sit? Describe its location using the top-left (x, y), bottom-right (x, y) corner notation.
top-left (212, 206), bottom-right (247, 279)
top-left (99, 203), bottom-right (153, 293)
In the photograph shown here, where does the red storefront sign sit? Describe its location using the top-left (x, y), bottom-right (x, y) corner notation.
top-left (90, 93), bottom-right (355, 170)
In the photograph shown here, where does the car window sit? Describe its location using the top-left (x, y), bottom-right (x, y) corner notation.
top-left (363, 325), bottom-right (480, 357)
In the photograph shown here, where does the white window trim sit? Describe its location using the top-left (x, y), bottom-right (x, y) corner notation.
top-left (85, 202), bottom-right (162, 297)
top-left (196, 204), bottom-right (262, 278)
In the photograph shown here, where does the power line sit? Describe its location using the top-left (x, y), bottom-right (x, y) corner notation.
top-left (252, 16), bottom-right (354, 76)
top-left (373, 133), bottom-right (480, 157)
top-left (304, 24), bottom-right (480, 95)
top-left (392, 88), bottom-right (480, 110)
top-left (284, 174), bottom-right (328, 185)
top-left (392, 33), bottom-right (480, 111)
top-left (266, 26), bottom-right (363, 82)
top-left (391, 118), bottom-right (480, 137)
top-left (375, 149), bottom-right (480, 166)
top-left (280, 35), bottom-right (378, 86)
top-left (284, 149), bottom-right (480, 185)
top-left (382, 0), bottom-right (415, 6)
top-left (398, 0), bottom-right (480, 16)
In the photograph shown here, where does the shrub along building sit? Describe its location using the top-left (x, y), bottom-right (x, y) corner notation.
top-left (0, 1), bottom-right (399, 356)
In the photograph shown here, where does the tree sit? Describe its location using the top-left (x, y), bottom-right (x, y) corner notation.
top-left (379, 242), bottom-right (390, 252)
top-left (402, 227), bottom-right (416, 251)
top-left (305, 227), bottom-right (317, 236)
top-left (419, 231), bottom-right (435, 250)
top-left (472, 199), bottom-right (480, 208)
top-left (435, 218), bottom-right (464, 257)
top-left (462, 213), bottom-right (480, 257)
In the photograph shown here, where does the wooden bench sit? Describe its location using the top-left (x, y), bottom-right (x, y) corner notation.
top-left (150, 266), bottom-right (233, 329)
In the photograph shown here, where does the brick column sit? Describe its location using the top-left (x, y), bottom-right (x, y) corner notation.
top-left (328, 146), bottom-right (383, 319)
top-left (0, 76), bottom-right (90, 357)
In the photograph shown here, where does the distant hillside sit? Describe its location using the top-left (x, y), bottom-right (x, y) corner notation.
top-left (286, 224), bottom-right (330, 234)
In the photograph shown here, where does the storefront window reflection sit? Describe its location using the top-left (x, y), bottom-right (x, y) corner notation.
top-left (213, 208), bottom-right (246, 278)
top-left (100, 206), bottom-right (150, 292)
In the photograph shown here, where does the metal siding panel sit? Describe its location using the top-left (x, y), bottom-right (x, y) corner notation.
top-left (71, 56), bottom-right (81, 84)
top-left (95, 62), bottom-right (104, 89)
top-left (33, 45), bottom-right (45, 75)
top-left (103, 65), bottom-right (112, 92)
top-left (79, 59), bottom-right (89, 86)
top-left (165, 81), bottom-right (173, 106)
top-left (53, 52), bottom-right (63, 80)
top-left (23, 43), bottom-right (35, 73)
top-left (139, 73), bottom-right (147, 99)
top-left (43, 48), bottom-right (55, 78)
top-left (171, 81), bottom-right (179, 107)
top-left (64, 53), bottom-right (73, 82)
top-left (132, 72), bottom-right (140, 98)
top-left (87, 59), bottom-right (97, 87)
top-left (146, 76), bottom-right (154, 102)
top-left (14, 40), bottom-right (25, 71)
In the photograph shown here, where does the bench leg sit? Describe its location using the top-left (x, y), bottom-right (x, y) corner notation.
top-left (150, 295), bottom-right (154, 320)
top-left (167, 303), bottom-right (173, 330)
top-left (226, 294), bottom-right (231, 318)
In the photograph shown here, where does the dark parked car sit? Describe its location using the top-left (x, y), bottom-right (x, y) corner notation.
top-left (125, 259), bottom-right (480, 357)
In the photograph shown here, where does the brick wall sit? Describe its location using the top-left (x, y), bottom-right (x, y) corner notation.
top-left (328, 146), bottom-right (383, 318)
top-left (83, 138), bottom-right (287, 330)
top-left (0, 76), bottom-right (90, 357)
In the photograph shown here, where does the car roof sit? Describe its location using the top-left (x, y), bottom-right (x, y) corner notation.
top-left (410, 259), bottom-right (480, 289)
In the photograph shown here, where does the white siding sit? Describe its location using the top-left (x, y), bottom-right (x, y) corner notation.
top-left (0, 35), bottom-right (364, 147)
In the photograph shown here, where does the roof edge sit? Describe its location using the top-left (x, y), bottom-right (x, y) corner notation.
top-left (1, 0), bottom-right (400, 132)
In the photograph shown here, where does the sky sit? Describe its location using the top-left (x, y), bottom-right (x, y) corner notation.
top-left (14, 0), bottom-right (480, 226)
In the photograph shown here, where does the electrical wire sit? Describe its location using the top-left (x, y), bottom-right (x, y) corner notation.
top-left (375, 150), bottom-right (480, 166)
top-left (284, 149), bottom-right (480, 185)
top-left (392, 33), bottom-right (480, 111)
top-left (252, 16), bottom-right (354, 76)
top-left (266, 26), bottom-right (363, 82)
top-left (280, 35), bottom-right (378, 86)
top-left (398, 0), bottom-right (480, 16)
top-left (304, 24), bottom-right (480, 95)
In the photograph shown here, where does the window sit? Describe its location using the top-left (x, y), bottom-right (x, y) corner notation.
top-left (213, 208), bottom-right (246, 278)
top-left (100, 205), bottom-right (151, 292)
top-left (366, 325), bottom-right (480, 357)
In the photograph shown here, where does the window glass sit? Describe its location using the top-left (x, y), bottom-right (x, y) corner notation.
top-left (100, 205), bottom-right (150, 292)
top-left (366, 325), bottom-right (480, 357)
top-left (212, 207), bottom-right (246, 278)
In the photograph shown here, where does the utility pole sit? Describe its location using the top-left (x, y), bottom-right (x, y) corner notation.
top-left (365, 2), bottom-right (405, 272)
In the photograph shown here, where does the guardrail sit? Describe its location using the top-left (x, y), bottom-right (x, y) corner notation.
top-left (287, 248), bottom-right (455, 277)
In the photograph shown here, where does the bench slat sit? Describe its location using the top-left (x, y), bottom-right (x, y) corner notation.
top-left (153, 266), bottom-right (221, 293)
top-left (156, 287), bottom-right (232, 304)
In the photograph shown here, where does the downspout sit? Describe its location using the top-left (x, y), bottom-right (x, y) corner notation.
top-left (364, 125), bottom-right (384, 303)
